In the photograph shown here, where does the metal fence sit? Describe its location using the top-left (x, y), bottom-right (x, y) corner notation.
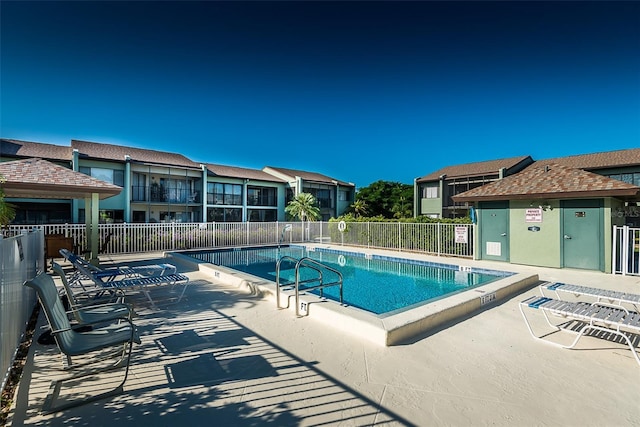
top-left (1, 230), bottom-right (44, 394)
top-left (5, 221), bottom-right (475, 258)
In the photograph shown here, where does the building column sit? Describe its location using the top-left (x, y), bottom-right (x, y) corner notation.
top-left (201, 164), bottom-right (207, 222)
top-left (72, 149), bottom-right (80, 223)
top-left (242, 179), bottom-right (249, 222)
top-left (124, 155), bottom-right (131, 222)
top-left (85, 193), bottom-right (100, 265)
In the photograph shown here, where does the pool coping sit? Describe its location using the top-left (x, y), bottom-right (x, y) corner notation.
top-left (167, 247), bottom-right (539, 346)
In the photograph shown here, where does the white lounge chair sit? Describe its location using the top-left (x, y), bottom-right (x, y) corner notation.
top-left (519, 295), bottom-right (640, 366)
top-left (540, 281), bottom-right (640, 311)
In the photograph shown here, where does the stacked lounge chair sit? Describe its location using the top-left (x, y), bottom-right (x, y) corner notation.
top-left (520, 288), bottom-right (640, 366)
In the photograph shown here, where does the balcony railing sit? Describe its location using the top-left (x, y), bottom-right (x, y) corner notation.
top-left (132, 186), bottom-right (200, 204)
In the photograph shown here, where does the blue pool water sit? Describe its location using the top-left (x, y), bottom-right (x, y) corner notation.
top-left (186, 246), bottom-right (513, 315)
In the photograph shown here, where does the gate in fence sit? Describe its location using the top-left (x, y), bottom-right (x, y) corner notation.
top-left (612, 225), bottom-right (640, 276)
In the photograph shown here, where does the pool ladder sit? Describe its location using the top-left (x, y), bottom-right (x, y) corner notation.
top-left (275, 256), bottom-right (343, 317)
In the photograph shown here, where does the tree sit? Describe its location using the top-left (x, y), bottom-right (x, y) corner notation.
top-left (351, 199), bottom-right (368, 218)
top-left (0, 174), bottom-right (16, 228)
top-left (285, 192), bottom-right (321, 222)
top-left (354, 180), bottom-right (413, 219)
top-left (391, 196), bottom-right (412, 219)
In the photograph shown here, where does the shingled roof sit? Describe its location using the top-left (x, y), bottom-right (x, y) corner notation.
top-left (1, 139), bottom-right (73, 162)
top-left (264, 166), bottom-right (354, 187)
top-left (452, 163), bottom-right (640, 202)
top-left (0, 158), bottom-right (122, 200)
top-left (206, 164), bottom-right (286, 182)
top-left (417, 156), bottom-right (533, 182)
top-left (534, 148), bottom-right (640, 171)
top-left (72, 140), bottom-right (201, 169)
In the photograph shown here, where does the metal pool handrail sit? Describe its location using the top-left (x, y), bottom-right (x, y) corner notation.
top-left (276, 255), bottom-right (299, 309)
top-left (275, 256), bottom-right (344, 317)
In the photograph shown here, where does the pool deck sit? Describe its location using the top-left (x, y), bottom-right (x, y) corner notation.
top-left (7, 246), bottom-right (640, 426)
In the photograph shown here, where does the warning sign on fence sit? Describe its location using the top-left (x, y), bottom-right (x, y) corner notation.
top-left (455, 226), bottom-right (468, 244)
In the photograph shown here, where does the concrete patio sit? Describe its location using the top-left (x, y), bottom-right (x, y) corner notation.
top-left (6, 248), bottom-right (640, 426)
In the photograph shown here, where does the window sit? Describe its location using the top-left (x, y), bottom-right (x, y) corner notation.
top-left (207, 182), bottom-right (242, 205)
top-left (247, 186), bottom-right (277, 206)
top-left (132, 211), bottom-right (146, 223)
top-left (605, 172), bottom-right (640, 186)
top-left (422, 186), bottom-right (439, 198)
top-left (79, 167), bottom-right (124, 187)
top-left (207, 207), bottom-right (242, 222)
top-left (247, 208), bottom-right (277, 222)
top-left (79, 209), bottom-right (124, 223)
top-left (304, 184), bottom-right (334, 209)
top-left (338, 190), bottom-right (350, 201)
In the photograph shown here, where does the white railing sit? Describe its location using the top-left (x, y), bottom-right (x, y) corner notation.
top-left (330, 222), bottom-right (474, 257)
top-left (612, 225), bottom-right (640, 276)
top-left (1, 230), bottom-right (44, 393)
top-left (4, 221), bottom-right (474, 258)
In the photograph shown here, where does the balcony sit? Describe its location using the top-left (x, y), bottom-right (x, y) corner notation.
top-left (132, 185), bottom-right (200, 204)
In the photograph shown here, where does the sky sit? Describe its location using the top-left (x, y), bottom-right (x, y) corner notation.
top-left (1, 1), bottom-right (639, 189)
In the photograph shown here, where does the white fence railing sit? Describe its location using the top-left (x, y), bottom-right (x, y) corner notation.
top-left (5, 221), bottom-right (475, 258)
top-left (1, 230), bottom-right (44, 393)
top-left (613, 225), bottom-right (640, 276)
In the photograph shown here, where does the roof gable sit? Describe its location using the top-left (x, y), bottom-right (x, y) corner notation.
top-left (206, 164), bottom-right (286, 182)
top-left (535, 148), bottom-right (640, 170)
top-left (418, 156), bottom-right (532, 181)
top-left (72, 140), bottom-right (200, 168)
top-left (1, 139), bottom-right (73, 162)
top-left (264, 166), bottom-right (354, 187)
top-left (0, 158), bottom-right (121, 200)
top-left (453, 163), bottom-right (640, 202)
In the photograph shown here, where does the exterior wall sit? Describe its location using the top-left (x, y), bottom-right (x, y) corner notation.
top-left (420, 197), bottom-right (442, 217)
top-left (508, 200), bottom-right (561, 268)
top-left (336, 184), bottom-right (354, 217)
top-left (276, 184), bottom-right (287, 221)
top-left (75, 159), bottom-right (127, 211)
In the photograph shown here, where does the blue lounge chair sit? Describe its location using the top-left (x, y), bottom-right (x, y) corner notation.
top-left (51, 261), bottom-right (135, 324)
top-left (69, 254), bottom-right (190, 306)
top-left (24, 273), bottom-right (140, 413)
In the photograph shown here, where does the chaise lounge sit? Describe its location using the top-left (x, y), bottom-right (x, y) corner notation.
top-left (519, 295), bottom-right (640, 366)
top-left (24, 272), bottom-right (140, 413)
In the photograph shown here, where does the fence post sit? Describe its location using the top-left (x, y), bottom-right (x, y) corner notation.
top-left (172, 222), bottom-right (176, 250)
top-left (612, 225), bottom-right (619, 275)
top-left (622, 225), bottom-right (629, 276)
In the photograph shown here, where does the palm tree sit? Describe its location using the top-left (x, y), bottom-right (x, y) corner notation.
top-left (351, 199), bottom-right (368, 218)
top-left (285, 192), bottom-right (321, 222)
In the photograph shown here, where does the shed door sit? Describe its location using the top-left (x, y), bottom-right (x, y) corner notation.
top-left (479, 201), bottom-right (509, 262)
top-left (562, 199), bottom-right (603, 270)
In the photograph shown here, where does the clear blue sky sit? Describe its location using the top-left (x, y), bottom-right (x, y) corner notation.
top-left (2, 1), bottom-right (639, 189)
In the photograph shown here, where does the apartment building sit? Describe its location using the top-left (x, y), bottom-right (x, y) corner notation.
top-left (1, 138), bottom-right (356, 224)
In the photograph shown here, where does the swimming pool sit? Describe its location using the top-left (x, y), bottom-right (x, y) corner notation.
top-left (171, 245), bottom-right (538, 346)
top-left (186, 245), bottom-right (512, 316)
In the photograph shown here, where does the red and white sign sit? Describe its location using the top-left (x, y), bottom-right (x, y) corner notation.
top-left (525, 208), bottom-right (543, 223)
